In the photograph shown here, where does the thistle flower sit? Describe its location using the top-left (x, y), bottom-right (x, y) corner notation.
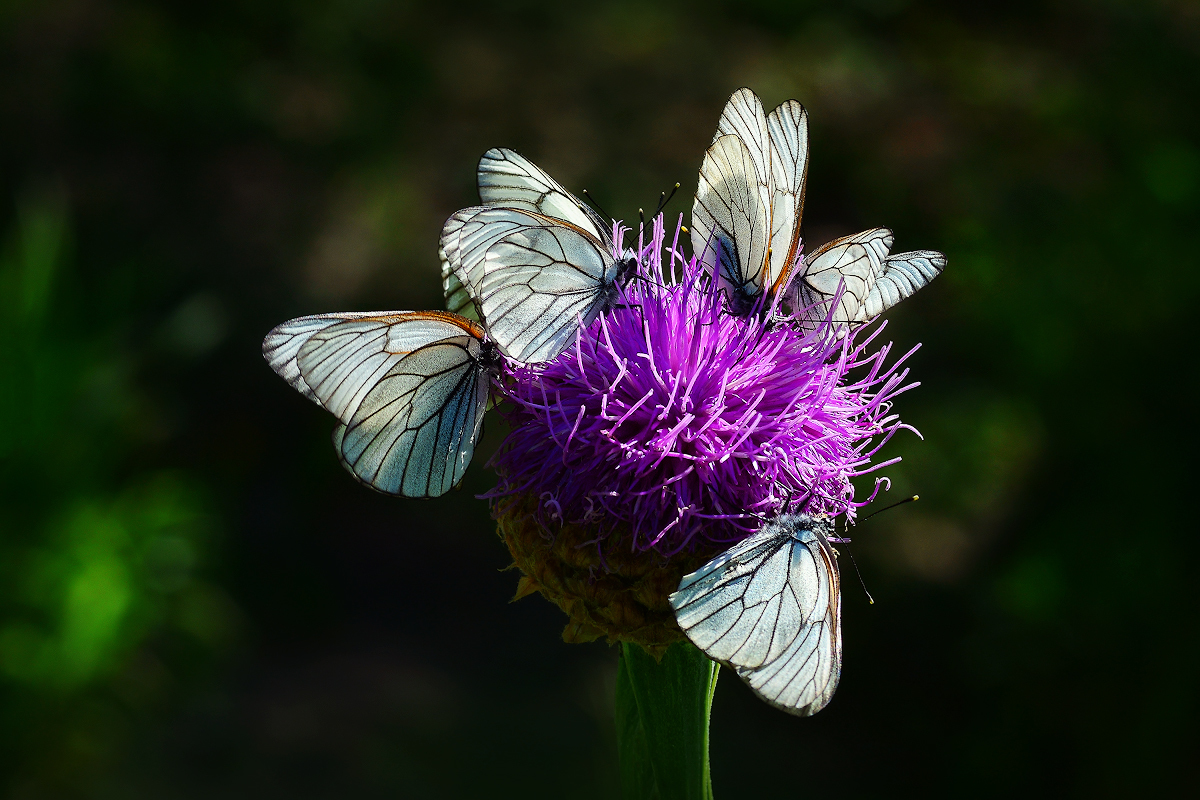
top-left (491, 214), bottom-right (917, 650)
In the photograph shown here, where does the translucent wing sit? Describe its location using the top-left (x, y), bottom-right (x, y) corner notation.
top-left (295, 312), bottom-right (479, 423)
top-left (441, 206), bottom-right (549, 309)
top-left (262, 312), bottom-right (380, 406)
top-left (734, 537), bottom-right (841, 717)
top-left (479, 222), bottom-right (619, 364)
top-left (670, 514), bottom-right (841, 717)
top-left (477, 147), bottom-right (610, 245)
top-left (766, 100), bottom-right (809, 293)
top-left (791, 228), bottom-right (893, 326)
top-left (692, 134), bottom-right (771, 313)
top-left (712, 88), bottom-right (772, 201)
top-left (440, 241), bottom-right (481, 321)
top-left (862, 250), bottom-right (947, 318)
top-left (336, 335), bottom-right (490, 498)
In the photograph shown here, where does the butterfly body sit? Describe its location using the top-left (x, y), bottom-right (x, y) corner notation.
top-left (670, 512), bottom-right (842, 716)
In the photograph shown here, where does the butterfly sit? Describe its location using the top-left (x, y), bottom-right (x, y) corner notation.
top-left (262, 310), bottom-right (501, 498)
top-left (790, 228), bottom-right (947, 331)
top-left (691, 88), bottom-right (945, 323)
top-left (440, 147), bottom-right (638, 364)
top-left (669, 513), bottom-right (842, 716)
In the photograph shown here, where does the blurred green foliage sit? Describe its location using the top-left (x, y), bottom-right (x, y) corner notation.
top-left (0, 0), bottom-right (1197, 797)
top-left (0, 199), bottom-right (234, 787)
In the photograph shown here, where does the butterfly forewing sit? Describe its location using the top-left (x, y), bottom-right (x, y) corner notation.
top-left (713, 88), bottom-right (772, 204)
top-left (338, 335), bottom-right (490, 498)
top-left (477, 148), bottom-right (611, 245)
top-left (735, 530), bottom-right (840, 716)
top-left (440, 242), bottom-right (481, 322)
top-left (295, 314), bottom-right (468, 422)
top-left (862, 250), bottom-right (947, 318)
top-left (263, 312), bottom-right (379, 406)
top-left (670, 514), bottom-right (842, 716)
top-left (478, 223), bottom-right (618, 363)
top-left (692, 133), bottom-right (771, 310)
top-left (766, 100), bottom-right (809, 292)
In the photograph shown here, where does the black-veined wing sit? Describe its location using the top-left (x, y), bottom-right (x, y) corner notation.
top-left (712, 88), bottom-right (772, 201)
top-left (333, 327), bottom-right (494, 498)
top-left (262, 312), bottom-right (379, 406)
top-left (695, 88), bottom-right (812, 312)
top-left (443, 206), bottom-right (628, 364)
top-left (790, 228), bottom-right (893, 327)
top-left (440, 240), bottom-right (481, 322)
top-left (862, 250), bottom-right (947, 318)
top-left (441, 206), bottom-right (543, 313)
top-left (670, 513), bottom-right (842, 717)
top-left (692, 133), bottom-right (771, 314)
top-left (478, 220), bottom-right (624, 363)
top-left (476, 147), bottom-right (611, 246)
top-left (264, 311), bottom-right (498, 498)
top-left (765, 100), bottom-right (809, 294)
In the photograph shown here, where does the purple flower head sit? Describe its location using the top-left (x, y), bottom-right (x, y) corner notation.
top-left (490, 214), bottom-right (918, 557)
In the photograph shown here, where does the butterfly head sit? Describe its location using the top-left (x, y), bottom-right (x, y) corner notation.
top-left (616, 251), bottom-right (639, 282)
top-left (478, 339), bottom-right (503, 372)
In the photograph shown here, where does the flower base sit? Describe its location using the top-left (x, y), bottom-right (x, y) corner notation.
top-left (494, 493), bottom-right (723, 657)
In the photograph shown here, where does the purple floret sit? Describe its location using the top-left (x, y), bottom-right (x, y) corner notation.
top-left (489, 214), bottom-right (918, 556)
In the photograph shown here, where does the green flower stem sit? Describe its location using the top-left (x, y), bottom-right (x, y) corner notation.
top-left (616, 640), bottom-right (719, 800)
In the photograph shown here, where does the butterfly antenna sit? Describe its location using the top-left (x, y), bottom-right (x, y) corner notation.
top-left (844, 546), bottom-right (875, 605)
top-left (861, 494), bottom-right (919, 523)
top-left (582, 189), bottom-right (614, 224)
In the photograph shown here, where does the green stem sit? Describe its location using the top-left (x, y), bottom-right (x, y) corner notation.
top-left (615, 640), bottom-right (719, 800)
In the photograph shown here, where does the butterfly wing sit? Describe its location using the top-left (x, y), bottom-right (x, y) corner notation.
top-left (478, 222), bottom-right (619, 363)
top-left (671, 514), bottom-right (841, 716)
top-left (263, 312), bottom-right (390, 406)
top-left (712, 88), bottom-right (772, 198)
top-left (477, 147), bottom-right (611, 245)
top-left (791, 228), bottom-right (893, 326)
top-left (440, 241), bottom-right (481, 321)
top-left (735, 523), bottom-right (841, 716)
top-left (862, 250), bottom-right (947, 318)
top-left (441, 206), bottom-right (545, 311)
top-left (336, 334), bottom-right (490, 498)
top-left (692, 133), bottom-right (771, 312)
top-left (671, 514), bottom-right (836, 671)
top-left (766, 100), bottom-right (809, 293)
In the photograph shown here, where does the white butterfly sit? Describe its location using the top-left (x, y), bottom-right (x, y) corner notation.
top-left (440, 148), bottom-right (638, 364)
top-left (669, 513), bottom-right (842, 716)
top-left (691, 88), bottom-right (945, 323)
top-left (791, 228), bottom-right (947, 331)
top-left (262, 310), bottom-right (500, 498)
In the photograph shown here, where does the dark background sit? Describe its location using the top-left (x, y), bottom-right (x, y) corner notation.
top-left (1, 0), bottom-right (1197, 797)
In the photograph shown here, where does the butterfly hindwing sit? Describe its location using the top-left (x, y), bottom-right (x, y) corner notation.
top-left (791, 228), bottom-right (892, 326)
top-left (670, 513), bottom-right (842, 716)
top-left (479, 223), bottom-right (618, 363)
top-left (338, 334), bottom-right (490, 498)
